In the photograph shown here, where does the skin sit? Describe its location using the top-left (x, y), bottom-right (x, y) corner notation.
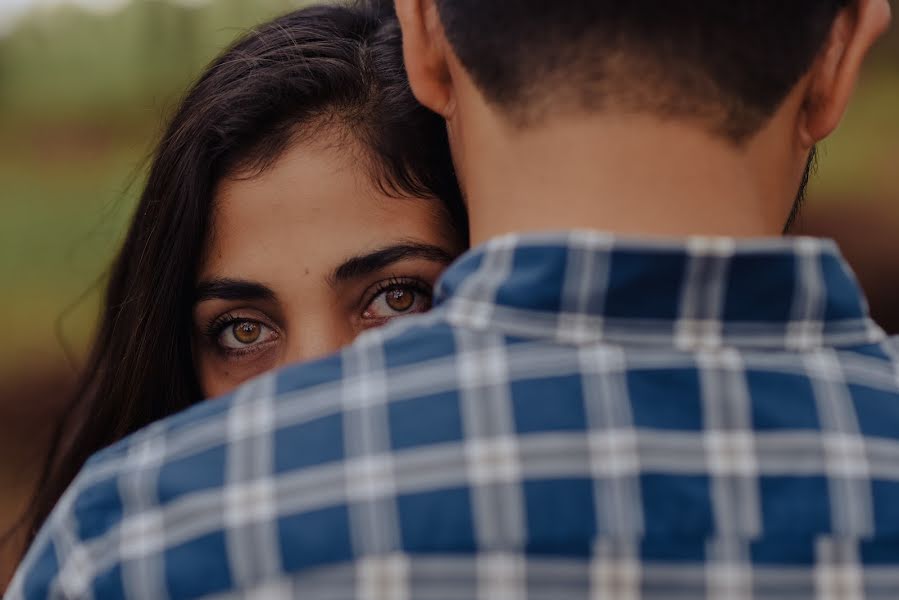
top-left (395, 0), bottom-right (891, 244)
top-left (194, 137), bottom-right (463, 398)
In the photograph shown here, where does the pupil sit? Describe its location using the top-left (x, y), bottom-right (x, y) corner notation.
top-left (233, 322), bottom-right (260, 344)
top-left (386, 288), bottom-right (414, 312)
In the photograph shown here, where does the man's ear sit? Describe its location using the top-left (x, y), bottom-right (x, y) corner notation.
top-left (801, 0), bottom-right (891, 145)
top-left (395, 0), bottom-right (454, 117)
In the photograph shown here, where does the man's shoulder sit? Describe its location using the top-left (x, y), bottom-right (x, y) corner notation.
top-left (6, 314), bottom-right (471, 598)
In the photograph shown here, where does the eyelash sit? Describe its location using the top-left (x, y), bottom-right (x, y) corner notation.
top-left (361, 276), bottom-right (433, 312)
top-left (204, 312), bottom-right (243, 340)
top-left (203, 313), bottom-right (277, 357)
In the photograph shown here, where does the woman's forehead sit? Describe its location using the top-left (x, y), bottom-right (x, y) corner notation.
top-left (201, 142), bottom-right (455, 282)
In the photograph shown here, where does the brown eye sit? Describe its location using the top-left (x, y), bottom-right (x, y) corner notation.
top-left (217, 319), bottom-right (276, 351)
top-left (385, 288), bottom-right (415, 312)
top-left (363, 282), bottom-right (433, 322)
top-left (233, 321), bottom-right (261, 344)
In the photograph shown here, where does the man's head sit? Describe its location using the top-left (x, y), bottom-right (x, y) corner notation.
top-left (396, 0), bottom-right (891, 238)
top-left (406, 1), bottom-right (866, 140)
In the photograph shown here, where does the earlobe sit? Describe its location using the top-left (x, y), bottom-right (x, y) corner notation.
top-left (395, 0), bottom-right (454, 117)
top-left (802, 0), bottom-right (891, 145)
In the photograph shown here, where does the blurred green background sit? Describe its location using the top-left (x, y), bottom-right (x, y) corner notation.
top-left (0, 0), bottom-right (897, 388)
top-left (0, 0), bottom-right (896, 580)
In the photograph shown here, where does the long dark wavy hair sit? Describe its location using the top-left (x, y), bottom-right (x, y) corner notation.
top-left (23, 0), bottom-right (465, 548)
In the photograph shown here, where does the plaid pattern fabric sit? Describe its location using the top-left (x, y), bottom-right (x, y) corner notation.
top-left (8, 232), bottom-right (899, 600)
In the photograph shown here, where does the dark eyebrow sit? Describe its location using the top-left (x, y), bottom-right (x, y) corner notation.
top-left (194, 279), bottom-right (277, 303)
top-left (332, 243), bottom-right (455, 283)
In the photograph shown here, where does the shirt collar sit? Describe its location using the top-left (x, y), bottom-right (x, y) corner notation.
top-left (435, 231), bottom-right (885, 350)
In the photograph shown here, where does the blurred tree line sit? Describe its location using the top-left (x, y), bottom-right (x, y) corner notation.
top-left (0, 0), bottom-right (308, 126)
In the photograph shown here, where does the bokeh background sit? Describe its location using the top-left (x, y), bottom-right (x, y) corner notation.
top-left (0, 0), bottom-right (897, 564)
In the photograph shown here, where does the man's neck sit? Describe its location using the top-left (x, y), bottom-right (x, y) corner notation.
top-left (459, 114), bottom-right (788, 247)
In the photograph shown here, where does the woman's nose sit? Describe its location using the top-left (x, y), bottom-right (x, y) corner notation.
top-left (281, 313), bottom-right (356, 365)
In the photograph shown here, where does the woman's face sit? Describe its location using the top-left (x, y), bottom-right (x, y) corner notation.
top-left (194, 139), bottom-right (463, 398)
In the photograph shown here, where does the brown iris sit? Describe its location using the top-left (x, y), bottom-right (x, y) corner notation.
top-left (233, 321), bottom-right (261, 344)
top-left (385, 288), bottom-right (415, 312)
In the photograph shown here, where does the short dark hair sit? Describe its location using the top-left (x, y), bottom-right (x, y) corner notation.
top-left (435, 0), bottom-right (850, 142)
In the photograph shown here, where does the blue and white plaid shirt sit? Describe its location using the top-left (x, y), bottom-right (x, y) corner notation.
top-left (9, 232), bottom-right (899, 600)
